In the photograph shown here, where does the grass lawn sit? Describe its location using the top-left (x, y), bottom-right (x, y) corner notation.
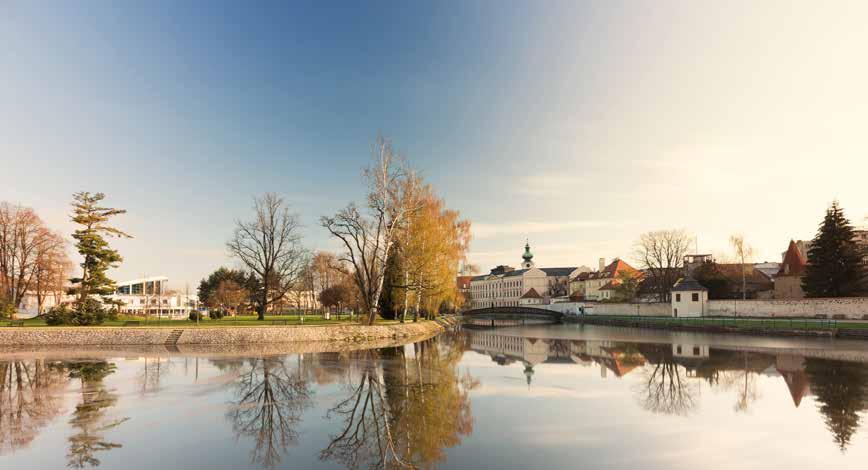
top-left (585, 315), bottom-right (868, 331)
top-left (2, 314), bottom-right (407, 328)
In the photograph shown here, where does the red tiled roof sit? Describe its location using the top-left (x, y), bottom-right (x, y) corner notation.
top-left (520, 288), bottom-right (542, 299)
top-left (456, 276), bottom-right (473, 289)
top-left (777, 240), bottom-right (807, 277)
top-left (584, 259), bottom-right (640, 280)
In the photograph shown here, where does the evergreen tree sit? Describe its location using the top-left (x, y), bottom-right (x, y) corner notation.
top-left (197, 267), bottom-right (259, 310)
top-left (805, 358), bottom-right (868, 452)
top-left (68, 192), bottom-right (131, 306)
top-left (802, 201), bottom-right (865, 297)
top-left (377, 247), bottom-right (403, 320)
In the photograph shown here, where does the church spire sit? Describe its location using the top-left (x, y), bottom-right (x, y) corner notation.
top-left (522, 240), bottom-right (534, 268)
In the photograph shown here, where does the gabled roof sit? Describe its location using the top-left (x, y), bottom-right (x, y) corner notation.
top-left (520, 288), bottom-right (542, 299)
top-left (584, 259), bottom-right (639, 280)
top-left (777, 239), bottom-right (808, 277)
top-left (599, 280), bottom-right (619, 291)
top-left (475, 267), bottom-right (578, 279)
top-left (540, 267), bottom-right (578, 277)
top-left (672, 276), bottom-right (708, 292)
top-left (715, 264), bottom-right (774, 288)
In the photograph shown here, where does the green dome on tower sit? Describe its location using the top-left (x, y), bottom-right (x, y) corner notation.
top-left (522, 242), bottom-right (533, 261)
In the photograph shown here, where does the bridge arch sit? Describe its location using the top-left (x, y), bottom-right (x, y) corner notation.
top-left (462, 306), bottom-right (563, 327)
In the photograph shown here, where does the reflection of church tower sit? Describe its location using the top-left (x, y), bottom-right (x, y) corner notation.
top-left (523, 363), bottom-right (535, 389)
top-left (522, 241), bottom-right (535, 269)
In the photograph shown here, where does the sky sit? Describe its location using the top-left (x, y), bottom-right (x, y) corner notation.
top-left (2, 1), bottom-right (868, 288)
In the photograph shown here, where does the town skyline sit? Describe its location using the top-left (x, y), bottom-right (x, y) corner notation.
top-left (4, 1), bottom-right (868, 287)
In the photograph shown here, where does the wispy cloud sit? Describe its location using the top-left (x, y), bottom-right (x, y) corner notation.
top-left (473, 220), bottom-right (612, 239)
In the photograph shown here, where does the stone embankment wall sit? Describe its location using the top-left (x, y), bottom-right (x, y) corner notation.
top-left (543, 302), bottom-right (670, 317)
top-left (706, 298), bottom-right (868, 319)
top-left (0, 317), bottom-right (459, 346)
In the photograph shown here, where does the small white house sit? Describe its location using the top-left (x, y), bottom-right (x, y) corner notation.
top-left (670, 276), bottom-right (708, 317)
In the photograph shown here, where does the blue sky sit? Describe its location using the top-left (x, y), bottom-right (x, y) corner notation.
top-left (3, 1), bottom-right (868, 287)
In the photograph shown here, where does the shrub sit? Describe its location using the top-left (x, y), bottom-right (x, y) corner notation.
top-left (44, 304), bottom-right (72, 326)
top-left (189, 311), bottom-right (203, 322)
top-left (0, 297), bottom-right (14, 320)
top-left (45, 299), bottom-right (110, 326)
top-left (69, 298), bottom-right (110, 326)
top-left (209, 309), bottom-right (225, 320)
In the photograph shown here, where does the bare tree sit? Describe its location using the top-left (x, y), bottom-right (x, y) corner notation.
top-left (0, 203), bottom-right (60, 318)
top-left (729, 234), bottom-right (755, 300)
top-left (321, 136), bottom-right (421, 325)
top-left (634, 229), bottom-right (693, 302)
top-left (33, 231), bottom-right (69, 315)
top-left (228, 193), bottom-right (308, 321)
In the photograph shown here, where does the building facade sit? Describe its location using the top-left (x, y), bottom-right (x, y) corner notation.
top-left (775, 240), bottom-right (809, 299)
top-left (570, 258), bottom-right (640, 301)
top-left (112, 276), bottom-right (199, 318)
top-left (468, 243), bottom-right (580, 309)
top-left (671, 276), bottom-right (708, 317)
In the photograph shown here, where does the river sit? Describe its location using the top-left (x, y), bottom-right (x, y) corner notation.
top-left (2, 323), bottom-right (868, 469)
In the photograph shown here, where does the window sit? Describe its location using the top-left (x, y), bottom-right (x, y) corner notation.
top-left (676, 345), bottom-right (682, 354)
top-left (693, 347), bottom-right (700, 356)
top-left (692, 293), bottom-right (699, 302)
top-left (675, 293), bottom-right (681, 302)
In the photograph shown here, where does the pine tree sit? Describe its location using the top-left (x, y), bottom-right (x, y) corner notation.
top-left (68, 192), bottom-right (131, 306)
top-left (802, 201), bottom-right (865, 297)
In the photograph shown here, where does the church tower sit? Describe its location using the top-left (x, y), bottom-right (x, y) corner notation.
top-left (521, 241), bottom-right (535, 269)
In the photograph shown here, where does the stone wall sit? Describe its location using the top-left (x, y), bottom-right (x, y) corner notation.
top-left (0, 318), bottom-right (458, 346)
top-left (707, 298), bottom-right (868, 319)
top-left (543, 302), bottom-right (670, 317)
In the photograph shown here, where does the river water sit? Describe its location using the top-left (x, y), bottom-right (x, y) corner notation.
top-left (2, 324), bottom-right (868, 469)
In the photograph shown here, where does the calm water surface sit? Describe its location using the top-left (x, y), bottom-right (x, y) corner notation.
top-left (2, 324), bottom-right (868, 469)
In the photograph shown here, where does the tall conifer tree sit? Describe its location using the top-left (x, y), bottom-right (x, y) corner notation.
top-left (802, 201), bottom-right (865, 297)
top-left (68, 192), bottom-right (131, 305)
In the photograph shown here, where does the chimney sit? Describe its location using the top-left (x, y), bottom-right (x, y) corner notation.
top-left (598, 258), bottom-right (605, 271)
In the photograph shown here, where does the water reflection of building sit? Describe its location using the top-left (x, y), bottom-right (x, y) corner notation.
top-left (468, 330), bottom-right (647, 384)
top-left (465, 329), bottom-right (822, 409)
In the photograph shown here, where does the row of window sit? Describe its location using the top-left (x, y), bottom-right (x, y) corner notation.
top-left (675, 293), bottom-right (701, 302)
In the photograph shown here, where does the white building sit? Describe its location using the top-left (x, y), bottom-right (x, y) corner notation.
top-left (670, 276), bottom-right (708, 317)
top-left (468, 243), bottom-right (580, 309)
top-left (111, 276), bottom-right (199, 318)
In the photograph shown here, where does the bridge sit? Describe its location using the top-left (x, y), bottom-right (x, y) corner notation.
top-left (462, 306), bottom-right (563, 327)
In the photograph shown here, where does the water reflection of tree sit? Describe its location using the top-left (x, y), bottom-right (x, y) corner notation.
top-left (805, 358), bottom-right (868, 452)
top-left (137, 356), bottom-right (172, 395)
top-left (321, 334), bottom-right (474, 469)
top-left (718, 353), bottom-right (762, 413)
top-left (227, 356), bottom-right (312, 469)
top-left (66, 361), bottom-right (128, 468)
top-left (635, 346), bottom-right (697, 416)
top-left (0, 360), bottom-right (69, 454)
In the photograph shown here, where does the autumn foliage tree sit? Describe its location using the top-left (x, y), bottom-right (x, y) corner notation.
top-left (392, 185), bottom-right (471, 322)
top-left (0, 203), bottom-right (70, 318)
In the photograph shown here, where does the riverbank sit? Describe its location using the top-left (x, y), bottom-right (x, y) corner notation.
top-left (571, 315), bottom-right (868, 340)
top-left (0, 316), bottom-right (459, 346)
